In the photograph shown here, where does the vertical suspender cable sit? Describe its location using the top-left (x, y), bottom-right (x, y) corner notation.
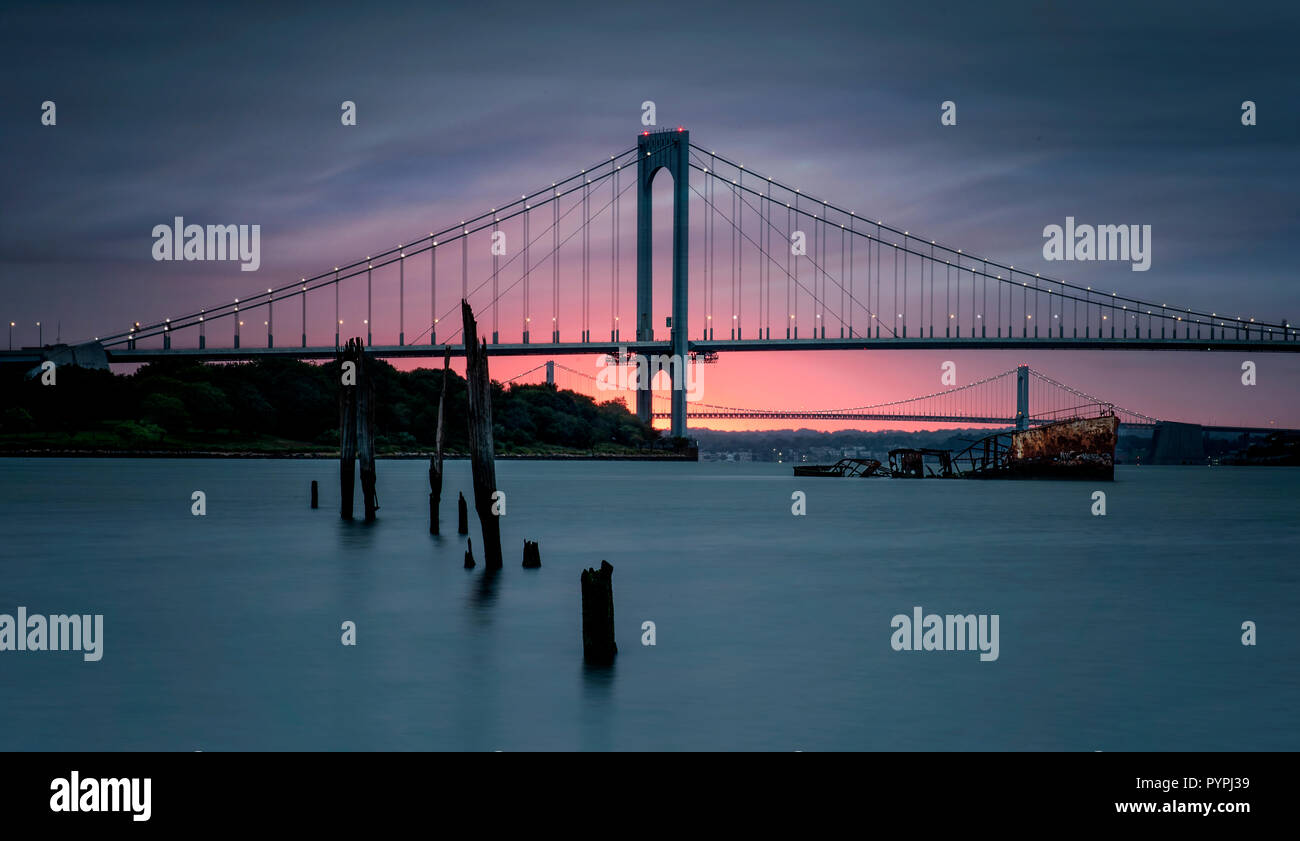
top-left (759, 183), bottom-right (764, 337)
top-left (611, 165), bottom-right (617, 341)
top-left (523, 212), bottom-right (530, 341)
top-left (553, 190), bottom-right (559, 342)
top-left (738, 174), bottom-right (748, 337)
top-left (790, 202), bottom-right (796, 338)
top-left (588, 174), bottom-right (593, 340)
top-left (893, 240), bottom-right (899, 337)
top-left (786, 204), bottom-right (792, 338)
top-left (731, 180), bottom-right (737, 339)
top-left (616, 164), bottom-right (622, 341)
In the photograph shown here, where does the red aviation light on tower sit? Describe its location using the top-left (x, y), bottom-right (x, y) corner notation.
top-left (677, 126), bottom-right (684, 132)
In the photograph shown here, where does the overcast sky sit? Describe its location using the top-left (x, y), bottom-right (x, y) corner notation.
top-left (2, 0), bottom-right (1298, 428)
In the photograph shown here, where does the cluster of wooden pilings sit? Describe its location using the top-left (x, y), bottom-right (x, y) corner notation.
top-left (321, 303), bottom-right (616, 663)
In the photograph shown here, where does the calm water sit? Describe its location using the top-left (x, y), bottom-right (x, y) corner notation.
top-left (0, 458), bottom-right (1296, 751)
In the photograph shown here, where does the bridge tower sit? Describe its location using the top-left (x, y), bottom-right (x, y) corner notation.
top-left (636, 128), bottom-right (690, 438)
top-left (1015, 364), bottom-right (1029, 430)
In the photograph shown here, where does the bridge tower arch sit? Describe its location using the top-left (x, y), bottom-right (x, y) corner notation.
top-left (1015, 364), bottom-right (1030, 430)
top-left (636, 129), bottom-right (690, 438)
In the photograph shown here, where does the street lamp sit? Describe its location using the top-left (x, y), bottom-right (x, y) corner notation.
top-left (8, 322), bottom-right (13, 350)
top-left (36, 321), bottom-right (41, 346)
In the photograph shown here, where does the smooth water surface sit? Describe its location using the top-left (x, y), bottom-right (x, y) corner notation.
top-left (1, 459), bottom-right (1295, 750)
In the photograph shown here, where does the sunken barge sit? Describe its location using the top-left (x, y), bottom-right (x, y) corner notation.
top-left (795, 414), bottom-right (1119, 481)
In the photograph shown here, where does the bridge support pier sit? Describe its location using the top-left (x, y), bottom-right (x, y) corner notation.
top-left (1149, 422), bottom-right (1206, 464)
top-left (636, 129), bottom-right (690, 438)
top-left (1015, 365), bottom-right (1029, 430)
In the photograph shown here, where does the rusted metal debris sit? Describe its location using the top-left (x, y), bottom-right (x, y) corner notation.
top-left (793, 457), bottom-right (883, 477)
top-left (888, 448), bottom-right (956, 479)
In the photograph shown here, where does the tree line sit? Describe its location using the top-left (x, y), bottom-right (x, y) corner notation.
top-left (0, 358), bottom-right (661, 453)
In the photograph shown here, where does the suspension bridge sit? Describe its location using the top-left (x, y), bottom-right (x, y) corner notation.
top-left (6, 128), bottom-right (1297, 438)
top-left (499, 359), bottom-right (1286, 441)
top-left (503, 359), bottom-right (1155, 427)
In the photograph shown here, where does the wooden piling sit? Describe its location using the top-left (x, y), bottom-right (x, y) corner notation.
top-left (464, 538), bottom-right (475, 569)
top-left (340, 338), bottom-right (378, 521)
top-left (356, 341), bottom-right (379, 522)
top-left (522, 540), bottom-right (541, 568)
top-left (429, 346), bottom-right (450, 534)
top-left (457, 492), bottom-right (468, 535)
top-left (461, 300), bottom-right (502, 569)
top-left (580, 560), bottom-right (617, 664)
top-left (310, 480), bottom-right (318, 509)
top-left (339, 339), bottom-right (359, 521)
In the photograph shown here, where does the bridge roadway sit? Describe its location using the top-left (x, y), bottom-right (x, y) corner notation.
top-left (2, 334), bottom-right (1298, 365)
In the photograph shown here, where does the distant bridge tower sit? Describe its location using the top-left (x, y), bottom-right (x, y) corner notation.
top-left (546, 360), bottom-right (554, 387)
top-left (636, 128), bottom-right (690, 438)
top-left (1015, 364), bottom-right (1029, 430)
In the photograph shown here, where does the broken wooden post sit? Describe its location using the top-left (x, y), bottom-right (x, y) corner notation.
top-left (522, 540), bottom-right (541, 568)
top-left (339, 338), bottom-right (359, 521)
top-left (461, 300), bottom-right (502, 569)
top-left (356, 341), bottom-right (379, 521)
top-left (310, 480), bottom-right (318, 509)
top-left (429, 346), bottom-right (450, 534)
top-left (457, 492), bottom-right (468, 535)
top-left (464, 538), bottom-right (475, 569)
top-left (580, 560), bottom-right (617, 664)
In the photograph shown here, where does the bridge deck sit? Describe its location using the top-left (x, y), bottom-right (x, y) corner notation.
top-left (2, 335), bottom-right (1296, 365)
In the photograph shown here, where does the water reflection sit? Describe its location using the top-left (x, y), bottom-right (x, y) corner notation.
top-left (335, 516), bottom-right (380, 550)
top-left (473, 568), bottom-right (501, 607)
top-left (580, 660), bottom-right (617, 750)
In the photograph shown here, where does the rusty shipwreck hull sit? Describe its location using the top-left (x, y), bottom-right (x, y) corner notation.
top-left (791, 415), bottom-right (1119, 480)
top-left (964, 415), bottom-right (1119, 480)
